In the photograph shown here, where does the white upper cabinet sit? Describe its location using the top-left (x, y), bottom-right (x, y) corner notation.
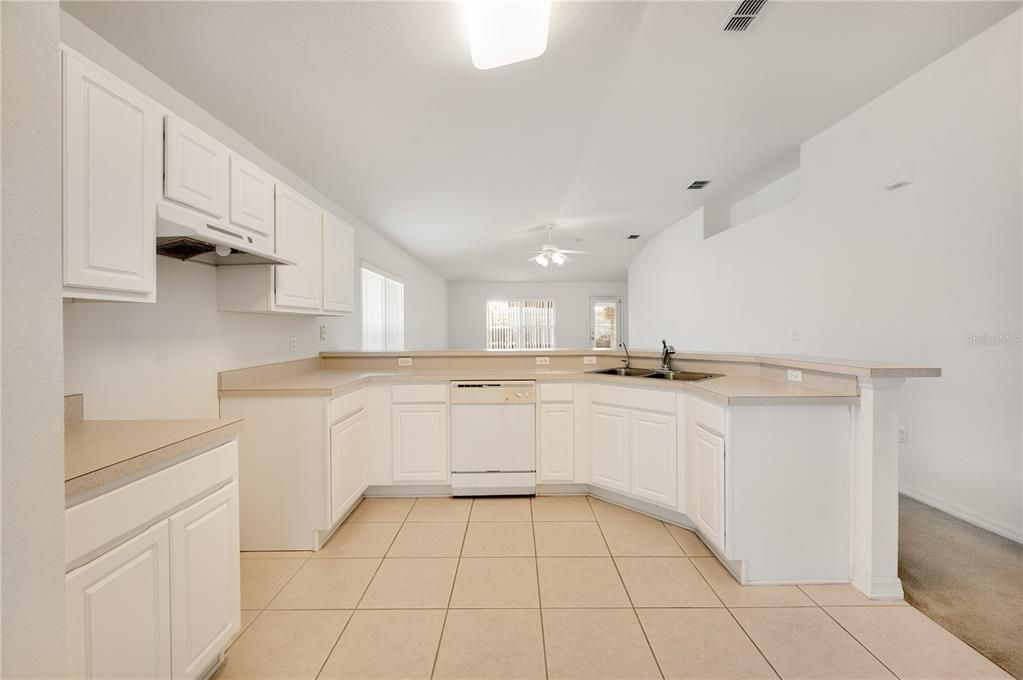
top-left (228, 155), bottom-right (276, 255)
top-left (274, 183), bottom-right (323, 311)
top-left (62, 50), bottom-right (161, 302)
top-left (163, 116), bottom-right (229, 219)
top-left (323, 212), bottom-right (356, 315)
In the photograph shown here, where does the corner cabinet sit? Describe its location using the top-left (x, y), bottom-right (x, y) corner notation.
top-left (62, 50), bottom-right (161, 303)
top-left (323, 212), bottom-right (356, 314)
top-left (65, 440), bottom-right (240, 680)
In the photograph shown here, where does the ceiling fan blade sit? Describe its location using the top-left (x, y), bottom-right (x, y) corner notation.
top-left (557, 249), bottom-right (587, 254)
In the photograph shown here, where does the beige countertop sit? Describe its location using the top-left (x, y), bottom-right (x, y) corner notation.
top-left (65, 418), bottom-right (243, 501)
top-left (217, 367), bottom-right (859, 406)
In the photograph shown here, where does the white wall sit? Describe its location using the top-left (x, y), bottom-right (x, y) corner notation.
top-left (448, 281), bottom-right (627, 349)
top-left (60, 12), bottom-right (447, 420)
top-left (1, 2), bottom-right (66, 674)
top-left (630, 13), bottom-right (1023, 541)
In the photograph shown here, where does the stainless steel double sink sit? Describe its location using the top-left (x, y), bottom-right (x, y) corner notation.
top-left (591, 367), bottom-right (722, 382)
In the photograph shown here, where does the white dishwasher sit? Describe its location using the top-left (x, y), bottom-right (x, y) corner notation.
top-left (450, 381), bottom-right (536, 496)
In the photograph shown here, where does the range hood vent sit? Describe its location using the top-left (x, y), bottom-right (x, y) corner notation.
top-left (156, 202), bottom-right (295, 266)
top-left (722, 0), bottom-right (767, 32)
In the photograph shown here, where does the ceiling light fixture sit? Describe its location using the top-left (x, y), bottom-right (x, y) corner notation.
top-left (525, 225), bottom-right (585, 268)
top-left (464, 0), bottom-right (552, 70)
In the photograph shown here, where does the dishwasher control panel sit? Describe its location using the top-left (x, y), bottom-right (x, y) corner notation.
top-left (449, 381), bottom-right (536, 404)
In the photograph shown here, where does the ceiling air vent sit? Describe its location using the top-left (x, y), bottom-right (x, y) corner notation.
top-left (687, 180), bottom-right (712, 190)
top-left (722, 0), bottom-right (767, 32)
top-left (626, 234), bottom-right (641, 240)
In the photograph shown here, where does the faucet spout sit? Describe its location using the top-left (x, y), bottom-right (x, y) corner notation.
top-left (660, 339), bottom-right (676, 370)
top-left (619, 342), bottom-right (631, 369)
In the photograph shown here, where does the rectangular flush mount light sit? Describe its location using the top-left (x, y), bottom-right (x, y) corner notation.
top-left (464, 0), bottom-right (552, 70)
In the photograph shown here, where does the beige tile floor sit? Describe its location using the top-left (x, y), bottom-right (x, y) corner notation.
top-left (218, 496), bottom-right (1012, 680)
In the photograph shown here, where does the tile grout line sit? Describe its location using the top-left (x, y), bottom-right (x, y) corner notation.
top-left (530, 497), bottom-right (551, 680)
top-left (589, 496), bottom-right (666, 680)
top-left (313, 497), bottom-right (408, 680)
top-left (429, 497), bottom-right (473, 679)
top-left (686, 552), bottom-right (783, 680)
top-left (819, 605), bottom-right (903, 679)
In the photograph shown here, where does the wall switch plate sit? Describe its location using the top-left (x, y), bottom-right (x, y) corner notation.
top-left (397, 357), bottom-right (413, 367)
top-left (787, 369), bottom-right (803, 383)
top-left (290, 336), bottom-right (297, 352)
top-left (583, 356), bottom-right (597, 365)
top-left (535, 356), bottom-right (551, 365)
top-left (898, 427), bottom-right (909, 445)
top-left (319, 325), bottom-right (326, 341)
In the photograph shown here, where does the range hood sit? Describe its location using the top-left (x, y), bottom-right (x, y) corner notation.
top-left (156, 202), bottom-right (296, 266)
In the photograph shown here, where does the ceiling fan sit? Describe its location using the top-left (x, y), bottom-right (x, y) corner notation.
top-left (524, 225), bottom-right (587, 267)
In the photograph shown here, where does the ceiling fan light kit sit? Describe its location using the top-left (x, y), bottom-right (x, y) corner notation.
top-left (528, 225), bottom-right (584, 268)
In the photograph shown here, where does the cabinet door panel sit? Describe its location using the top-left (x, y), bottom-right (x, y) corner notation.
top-left (66, 521), bottom-right (171, 680)
top-left (228, 155), bottom-right (275, 254)
top-left (331, 411), bottom-right (369, 524)
top-left (591, 405), bottom-right (629, 492)
top-left (323, 212), bottom-right (356, 314)
top-left (164, 116), bottom-right (228, 218)
top-left (62, 51), bottom-right (159, 298)
top-left (169, 482), bottom-right (240, 680)
top-left (539, 403), bottom-right (574, 482)
top-left (630, 412), bottom-right (677, 507)
top-left (392, 404), bottom-right (448, 481)
top-left (274, 184), bottom-right (323, 311)
top-left (694, 426), bottom-right (726, 553)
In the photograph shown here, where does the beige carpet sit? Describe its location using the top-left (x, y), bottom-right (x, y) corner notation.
top-left (899, 495), bottom-right (1023, 679)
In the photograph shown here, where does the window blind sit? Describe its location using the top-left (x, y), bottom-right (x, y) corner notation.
top-left (362, 266), bottom-right (405, 351)
top-left (486, 299), bottom-right (556, 350)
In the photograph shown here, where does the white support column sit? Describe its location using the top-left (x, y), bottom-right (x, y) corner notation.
top-left (851, 377), bottom-right (906, 599)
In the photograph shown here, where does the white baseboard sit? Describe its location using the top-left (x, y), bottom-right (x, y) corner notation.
top-left (899, 485), bottom-right (1023, 544)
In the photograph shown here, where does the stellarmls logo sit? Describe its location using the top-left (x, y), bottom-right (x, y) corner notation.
top-left (965, 334), bottom-right (1021, 347)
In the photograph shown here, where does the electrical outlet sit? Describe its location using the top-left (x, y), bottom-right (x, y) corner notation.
top-left (289, 336), bottom-right (297, 352)
top-left (535, 356), bottom-right (551, 366)
top-left (583, 356), bottom-right (597, 365)
top-left (397, 357), bottom-right (413, 367)
top-left (790, 329), bottom-right (801, 343)
top-left (319, 325), bottom-right (326, 341)
top-left (787, 369), bottom-right (803, 383)
top-left (898, 427), bottom-right (909, 445)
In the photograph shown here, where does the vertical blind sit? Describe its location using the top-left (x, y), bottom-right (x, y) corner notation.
top-left (362, 266), bottom-right (405, 351)
top-left (486, 299), bottom-right (556, 350)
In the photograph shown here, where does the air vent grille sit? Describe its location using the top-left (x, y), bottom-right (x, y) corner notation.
top-left (626, 234), bottom-right (641, 240)
top-left (687, 180), bottom-right (712, 190)
top-left (722, 0), bottom-right (767, 32)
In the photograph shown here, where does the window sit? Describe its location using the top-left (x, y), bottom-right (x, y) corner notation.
top-left (486, 299), bottom-right (555, 350)
top-left (361, 265), bottom-right (404, 351)
top-left (590, 297), bottom-right (621, 349)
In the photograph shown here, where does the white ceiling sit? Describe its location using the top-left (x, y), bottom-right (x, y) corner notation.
top-left (64, 1), bottom-right (1017, 282)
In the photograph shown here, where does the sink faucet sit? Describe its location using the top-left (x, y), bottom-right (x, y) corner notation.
top-left (619, 342), bottom-right (631, 369)
top-left (660, 339), bottom-right (676, 371)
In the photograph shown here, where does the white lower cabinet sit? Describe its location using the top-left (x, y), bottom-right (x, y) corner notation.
top-left (392, 404), bottom-right (448, 481)
top-left (591, 405), bottom-right (630, 492)
top-left (65, 440), bottom-right (240, 680)
top-left (66, 521), bottom-right (172, 680)
top-left (629, 411), bottom-right (678, 507)
top-left (539, 403), bottom-right (575, 482)
top-left (331, 410), bottom-right (369, 524)
top-left (169, 482), bottom-right (241, 680)
top-left (692, 425), bottom-right (725, 553)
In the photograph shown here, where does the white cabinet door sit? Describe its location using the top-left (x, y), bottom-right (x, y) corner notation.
top-left (323, 212), bottom-right (356, 315)
top-left (331, 410), bottom-right (369, 524)
top-left (62, 51), bottom-right (160, 301)
top-left (392, 404), bottom-right (448, 482)
top-left (66, 521), bottom-right (172, 680)
top-left (693, 426), bottom-right (726, 553)
top-left (168, 482), bottom-right (240, 680)
top-left (539, 403), bottom-right (574, 482)
top-left (228, 154), bottom-right (275, 255)
top-left (630, 412), bottom-right (677, 507)
top-left (274, 184), bottom-right (323, 311)
top-left (164, 116), bottom-right (229, 218)
top-left (590, 405), bottom-right (630, 492)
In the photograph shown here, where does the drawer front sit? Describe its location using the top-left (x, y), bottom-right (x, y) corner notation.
top-left (66, 439), bottom-right (238, 568)
top-left (687, 395), bottom-right (725, 435)
top-left (330, 386), bottom-right (367, 423)
top-left (540, 382), bottom-right (574, 402)
top-left (590, 384), bottom-right (675, 414)
top-left (391, 383), bottom-right (447, 404)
